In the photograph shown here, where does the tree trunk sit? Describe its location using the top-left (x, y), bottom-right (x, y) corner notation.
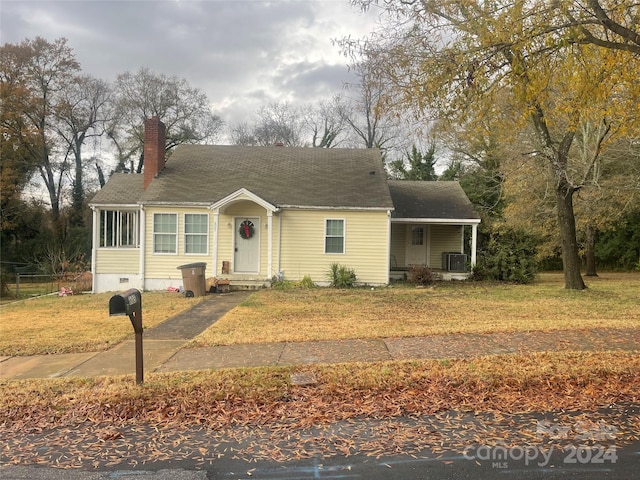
top-left (96, 162), bottom-right (106, 188)
top-left (585, 223), bottom-right (598, 276)
top-left (70, 142), bottom-right (85, 228)
top-left (556, 184), bottom-right (587, 289)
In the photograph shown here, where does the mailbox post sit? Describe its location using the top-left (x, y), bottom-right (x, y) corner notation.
top-left (109, 289), bottom-right (144, 384)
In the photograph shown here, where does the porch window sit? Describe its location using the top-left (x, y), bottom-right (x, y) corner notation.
top-left (184, 214), bottom-right (208, 254)
top-left (153, 213), bottom-right (177, 254)
top-left (411, 226), bottom-right (424, 245)
top-left (325, 219), bottom-right (345, 254)
top-left (99, 210), bottom-right (139, 248)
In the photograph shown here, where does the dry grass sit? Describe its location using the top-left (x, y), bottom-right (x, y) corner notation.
top-left (192, 272), bottom-right (640, 346)
top-left (0, 292), bottom-right (203, 356)
top-left (2, 272), bottom-right (637, 356)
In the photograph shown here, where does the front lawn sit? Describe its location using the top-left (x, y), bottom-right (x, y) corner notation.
top-left (0, 292), bottom-right (203, 356)
top-left (192, 272), bottom-right (640, 346)
top-left (1, 272), bottom-right (637, 356)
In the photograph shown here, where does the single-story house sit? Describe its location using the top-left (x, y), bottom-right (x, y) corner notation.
top-left (89, 117), bottom-right (480, 292)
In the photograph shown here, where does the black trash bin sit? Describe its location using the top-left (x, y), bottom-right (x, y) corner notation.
top-left (177, 262), bottom-right (207, 297)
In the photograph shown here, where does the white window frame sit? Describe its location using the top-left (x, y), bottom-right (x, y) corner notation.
top-left (99, 210), bottom-right (139, 248)
top-left (153, 213), bottom-right (178, 254)
top-left (324, 218), bottom-right (345, 254)
top-left (184, 213), bottom-right (209, 255)
top-left (411, 225), bottom-right (424, 246)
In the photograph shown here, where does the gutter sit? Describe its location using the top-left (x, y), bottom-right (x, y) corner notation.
top-left (392, 217), bottom-right (481, 224)
top-left (278, 205), bottom-right (394, 211)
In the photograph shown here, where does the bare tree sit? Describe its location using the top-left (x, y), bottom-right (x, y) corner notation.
top-left (341, 60), bottom-right (399, 151)
top-left (229, 122), bottom-right (259, 146)
top-left (230, 101), bottom-right (305, 147)
top-left (55, 75), bottom-right (111, 226)
top-left (109, 67), bottom-right (224, 173)
top-left (304, 95), bottom-right (349, 148)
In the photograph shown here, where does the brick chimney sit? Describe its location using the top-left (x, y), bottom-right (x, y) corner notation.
top-left (143, 116), bottom-right (166, 190)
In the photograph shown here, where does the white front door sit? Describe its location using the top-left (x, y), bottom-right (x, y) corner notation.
top-left (234, 217), bottom-right (260, 273)
top-left (405, 224), bottom-right (427, 265)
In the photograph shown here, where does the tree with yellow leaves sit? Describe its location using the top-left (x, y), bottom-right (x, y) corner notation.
top-left (351, 0), bottom-right (640, 289)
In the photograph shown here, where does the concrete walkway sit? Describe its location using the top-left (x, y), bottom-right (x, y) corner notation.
top-left (1, 291), bottom-right (639, 380)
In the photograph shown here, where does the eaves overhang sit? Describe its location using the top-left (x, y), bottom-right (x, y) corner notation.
top-left (278, 204), bottom-right (393, 211)
top-left (392, 217), bottom-right (481, 224)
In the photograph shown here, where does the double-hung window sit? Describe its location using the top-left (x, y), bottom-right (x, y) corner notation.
top-left (325, 219), bottom-right (345, 254)
top-left (153, 213), bottom-right (177, 254)
top-left (184, 214), bottom-right (208, 254)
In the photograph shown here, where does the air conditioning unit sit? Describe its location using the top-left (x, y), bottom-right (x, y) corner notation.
top-left (442, 253), bottom-right (467, 272)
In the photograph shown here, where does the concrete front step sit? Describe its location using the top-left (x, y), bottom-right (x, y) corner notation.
top-left (229, 280), bottom-right (271, 291)
top-left (213, 277), bottom-right (271, 291)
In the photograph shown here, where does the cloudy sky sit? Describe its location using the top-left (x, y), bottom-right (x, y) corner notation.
top-left (2, 0), bottom-right (383, 128)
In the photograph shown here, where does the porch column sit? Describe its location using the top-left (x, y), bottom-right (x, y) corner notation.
top-left (267, 210), bottom-right (273, 277)
top-left (139, 206), bottom-right (146, 290)
top-left (212, 210), bottom-right (219, 276)
top-left (91, 207), bottom-right (98, 293)
top-left (471, 223), bottom-right (478, 267)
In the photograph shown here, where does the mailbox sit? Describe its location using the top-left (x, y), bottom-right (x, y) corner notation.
top-left (109, 288), bottom-right (144, 384)
top-left (109, 288), bottom-right (142, 333)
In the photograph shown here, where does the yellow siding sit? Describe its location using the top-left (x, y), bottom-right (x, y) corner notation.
top-left (429, 225), bottom-right (463, 268)
top-left (279, 209), bottom-right (389, 284)
top-left (143, 205), bottom-right (388, 284)
top-left (144, 206), bottom-right (212, 279)
top-left (96, 249), bottom-right (140, 274)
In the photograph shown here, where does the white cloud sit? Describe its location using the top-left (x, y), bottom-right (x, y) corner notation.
top-left (1, 0), bottom-right (381, 127)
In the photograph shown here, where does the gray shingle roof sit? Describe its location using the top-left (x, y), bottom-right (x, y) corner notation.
top-left (91, 145), bottom-right (394, 209)
top-left (89, 173), bottom-right (144, 205)
top-left (388, 180), bottom-right (480, 220)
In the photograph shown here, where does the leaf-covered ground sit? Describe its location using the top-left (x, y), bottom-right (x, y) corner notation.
top-left (2, 352), bottom-right (639, 468)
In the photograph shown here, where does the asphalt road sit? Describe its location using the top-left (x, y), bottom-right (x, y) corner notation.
top-left (0, 442), bottom-right (640, 480)
top-left (3, 438), bottom-right (639, 480)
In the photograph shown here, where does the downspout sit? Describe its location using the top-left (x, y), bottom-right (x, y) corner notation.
top-left (267, 210), bottom-right (273, 278)
top-left (139, 206), bottom-right (146, 290)
top-left (386, 210), bottom-right (391, 284)
top-left (91, 207), bottom-right (98, 293)
top-left (212, 210), bottom-right (219, 277)
top-left (426, 224), bottom-right (431, 267)
top-left (278, 210), bottom-right (283, 278)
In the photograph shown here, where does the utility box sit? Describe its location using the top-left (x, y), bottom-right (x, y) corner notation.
top-left (177, 262), bottom-right (207, 297)
top-left (442, 253), bottom-right (467, 272)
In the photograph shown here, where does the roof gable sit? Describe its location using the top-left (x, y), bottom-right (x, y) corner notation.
top-left (210, 188), bottom-right (277, 212)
